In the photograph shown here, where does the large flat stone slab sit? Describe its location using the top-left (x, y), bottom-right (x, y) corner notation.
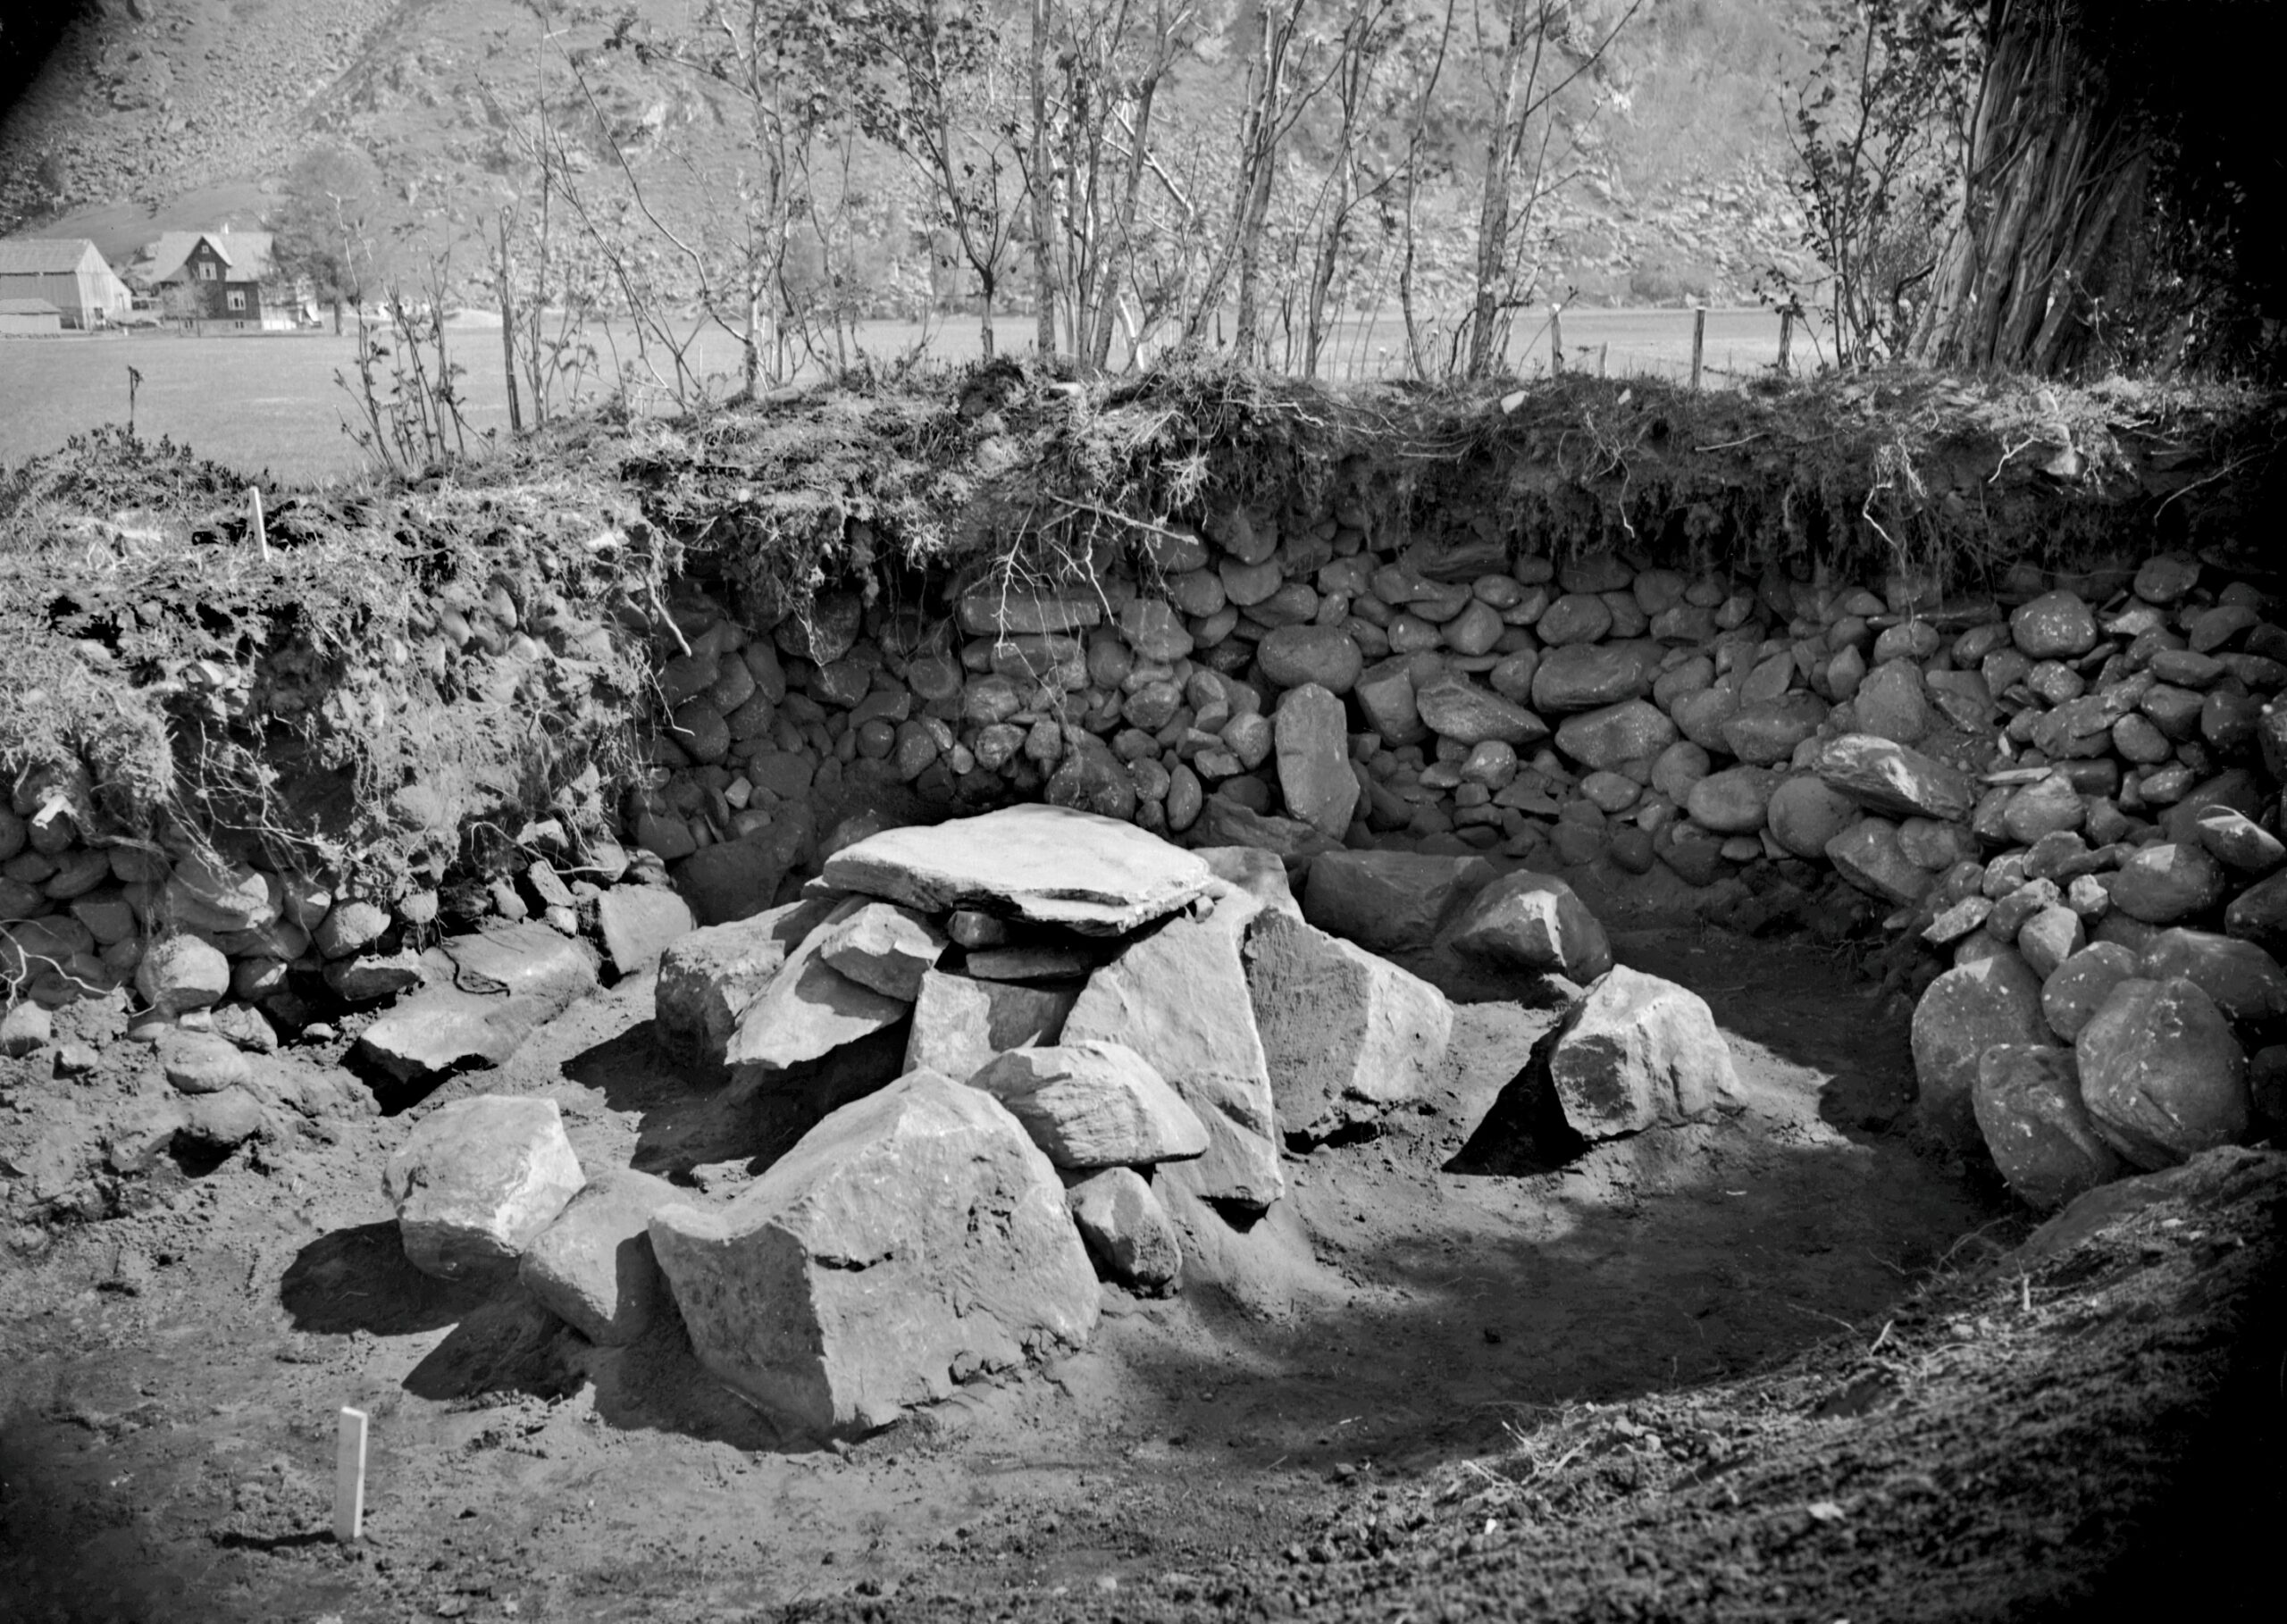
top-left (356, 924), bottom-right (599, 1084)
top-left (821, 804), bottom-right (1212, 935)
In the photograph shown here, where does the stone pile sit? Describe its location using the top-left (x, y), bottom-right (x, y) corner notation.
top-left (1, 757), bottom-right (711, 1093)
top-left (626, 530), bottom-right (2284, 1218)
top-left (380, 805), bottom-right (1734, 1439)
top-left (1889, 557), bottom-right (2287, 1209)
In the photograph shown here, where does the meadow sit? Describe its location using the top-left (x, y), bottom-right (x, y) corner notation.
top-left (0, 306), bottom-right (1813, 487)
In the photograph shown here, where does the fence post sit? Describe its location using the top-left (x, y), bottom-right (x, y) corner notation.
top-left (1550, 308), bottom-right (1564, 374)
top-left (1596, 341), bottom-right (1608, 377)
top-left (1778, 310), bottom-right (1794, 377)
top-left (1690, 306), bottom-right (1706, 389)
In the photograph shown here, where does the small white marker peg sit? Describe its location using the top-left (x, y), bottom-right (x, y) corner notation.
top-left (333, 1406), bottom-right (368, 1544)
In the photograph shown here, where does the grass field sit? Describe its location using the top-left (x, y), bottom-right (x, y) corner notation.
top-left (0, 306), bottom-right (1814, 487)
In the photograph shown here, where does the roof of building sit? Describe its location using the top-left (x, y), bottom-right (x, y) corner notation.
top-left (0, 297), bottom-right (63, 316)
top-left (137, 230), bottom-right (275, 284)
top-left (0, 239), bottom-right (100, 275)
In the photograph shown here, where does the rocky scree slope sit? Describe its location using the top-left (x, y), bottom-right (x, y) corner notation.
top-left (0, 0), bottom-right (1814, 308)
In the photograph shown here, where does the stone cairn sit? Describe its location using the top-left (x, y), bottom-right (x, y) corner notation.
top-left (379, 803), bottom-right (1743, 1439)
top-left (621, 519), bottom-right (2284, 1218)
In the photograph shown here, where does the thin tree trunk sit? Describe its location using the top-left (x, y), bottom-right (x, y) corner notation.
top-left (1089, 72), bottom-right (1161, 373)
top-left (1029, 0), bottom-right (1056, 358)
top-left (1303, 156), bottom-right (1353, 378)
top-left (1229, 2), bottom-right (1303, 362)
top-left (496, 214), bottom-right (522, 436)
top-left (1468, 4), bottom-right (1531, 378)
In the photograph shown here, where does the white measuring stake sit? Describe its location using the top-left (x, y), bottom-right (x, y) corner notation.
top-left (334, 1406), bottom-right (368, 1544)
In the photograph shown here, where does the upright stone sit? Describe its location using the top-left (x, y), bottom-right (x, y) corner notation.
top-left (518, 1167), bottom-right (682, 1345)
top-left (597, 885), bottom-right (697, 976)
top-left (1353, 659), bottom-right (1428, 746)
top-left (1443, 871), bottom-right (1613, 980)
top-left (1273, 683), bottom-right (1359, 837)
top-left (1066, 1168), bottom-right (1183, 1293)
top-left (383, 1096), bottom-right (585, 1282)
top-left (1544, 967), bottom-right (1740, 1139)
top-left (1243, 910), bottom-right (1454, 1142)
top-left (655, 899), bottom-right (834, 1072)
top-left (1063, 898), bottom-right (1285, 1212)
top-left (648, 1072), bottom-right (1099, 1437)
top-left (903, 970), bottom-right (1077, 1082)
top-left (726, 896), bottom-right (914, 1081)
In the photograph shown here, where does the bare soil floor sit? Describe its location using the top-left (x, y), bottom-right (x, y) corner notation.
top-left (2, 930), bottom-right (2279, 1623)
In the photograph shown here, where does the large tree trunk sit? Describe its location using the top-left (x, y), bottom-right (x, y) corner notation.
top-left (1916, 0), bottom-right (2148, 373)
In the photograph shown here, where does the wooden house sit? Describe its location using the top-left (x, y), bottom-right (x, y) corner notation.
top-left (0, 297), bottom-right (64, 337)
top-left (134, 229), bottom-right (306, 331)
top-left (0, 239), bottom-right (132, 328)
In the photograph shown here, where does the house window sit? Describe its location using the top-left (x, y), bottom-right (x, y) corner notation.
top-left (197, 261), bottom-right (216, 280)
top-left (227, 289), bottom-right (247, 312)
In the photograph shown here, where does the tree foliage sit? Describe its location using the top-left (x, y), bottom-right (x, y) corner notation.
top-left (269, 146), bottom-right (395, 318)
top-left (1783, 0), bottom-right (2283, 379)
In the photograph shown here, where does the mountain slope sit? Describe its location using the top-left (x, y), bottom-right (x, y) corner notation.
top-left (0, 0), bottom-right (1824, 311)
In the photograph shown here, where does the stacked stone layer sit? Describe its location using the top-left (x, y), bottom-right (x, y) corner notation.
top-left (622, 524), bottom-right (2285, 1214)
